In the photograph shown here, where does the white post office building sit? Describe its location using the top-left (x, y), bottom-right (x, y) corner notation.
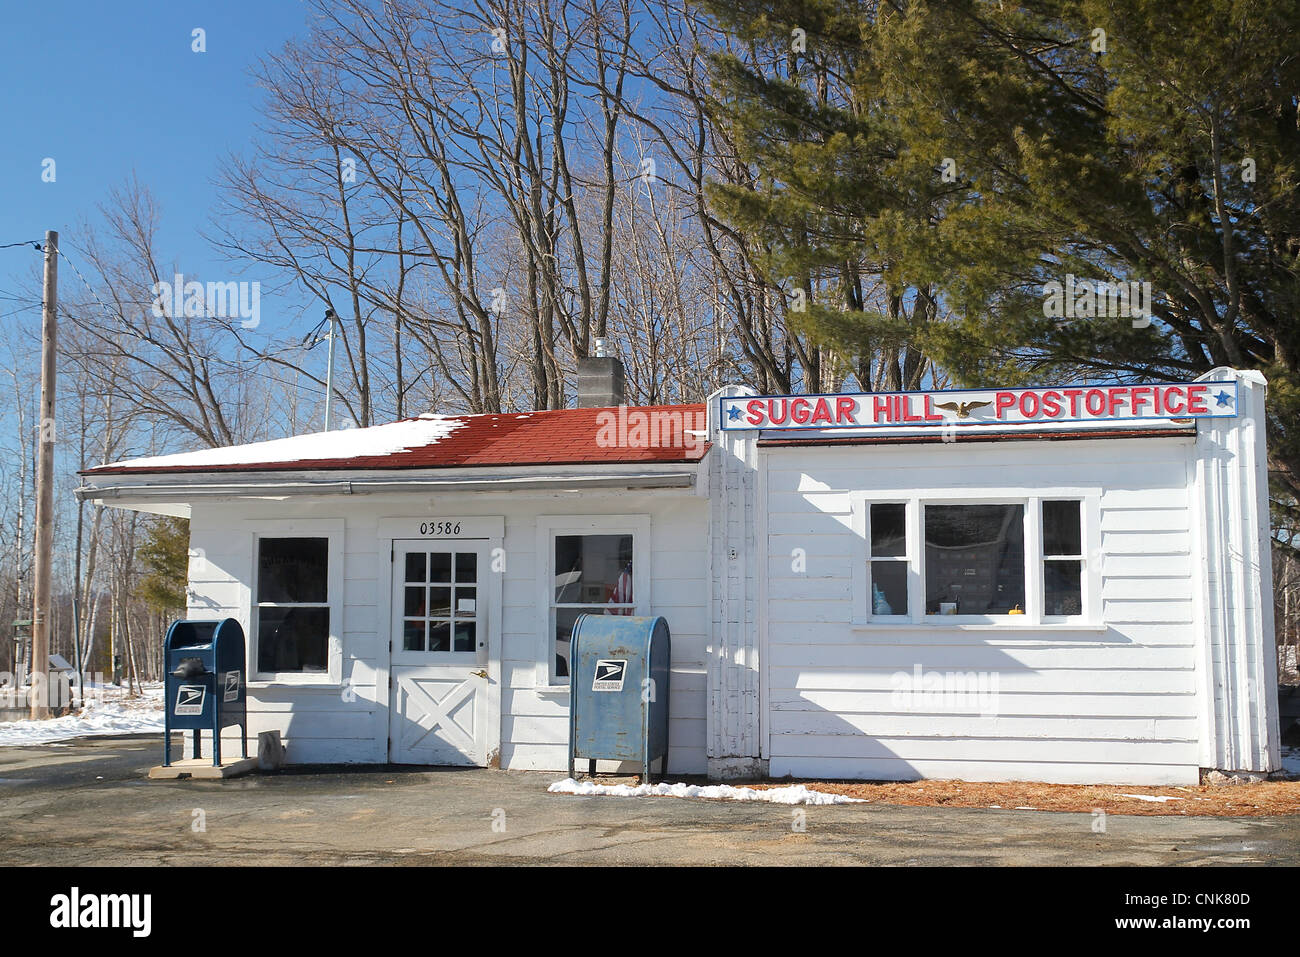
top-left (77, 362), bottom-right (1281, 785)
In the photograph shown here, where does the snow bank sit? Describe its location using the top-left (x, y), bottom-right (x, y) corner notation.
top-left (548, 777), bottom-right (864, 805)
top-left (1118, 793), bottom-right (1183, 803)
top-left (0, 684), bottom-right (165, 747)
top-left (100, 414), bottom-right (465, 470)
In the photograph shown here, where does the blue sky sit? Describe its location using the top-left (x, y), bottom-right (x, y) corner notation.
top-left (0, 0), bottom-right (316, 341)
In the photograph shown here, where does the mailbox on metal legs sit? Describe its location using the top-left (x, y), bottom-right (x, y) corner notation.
top-left (163, 618), bottom-right (248, 767)
top-left (568, 614), bottom-right (670, 782)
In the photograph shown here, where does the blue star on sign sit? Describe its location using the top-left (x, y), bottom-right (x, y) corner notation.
top-left (726, 406), bottom-right (743, 421)
top-left (1215, 390), bottom-right (1232, 408)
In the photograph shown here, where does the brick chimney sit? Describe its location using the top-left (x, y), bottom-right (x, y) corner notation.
top-left (576, 338), bottom-right (625, 408)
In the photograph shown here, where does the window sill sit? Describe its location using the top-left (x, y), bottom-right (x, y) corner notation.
top-left (850, 621), bottom-right (1107, 633)
top-left (535, 684), bottom-right (572, 695)
top-left (247, 677), bottom-right (340, 690)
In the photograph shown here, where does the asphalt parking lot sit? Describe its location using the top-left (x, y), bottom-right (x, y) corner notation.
top-left (1, 735), bottom-right (1297, 866)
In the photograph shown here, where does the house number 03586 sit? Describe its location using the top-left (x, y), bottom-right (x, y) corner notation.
top-left (419, 521), bottom-right (462, 536)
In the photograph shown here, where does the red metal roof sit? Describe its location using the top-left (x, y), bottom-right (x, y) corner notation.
top-left (83, 404), bottom-right (709, 475)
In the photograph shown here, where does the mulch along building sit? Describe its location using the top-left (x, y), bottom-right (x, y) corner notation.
top-left (77, 359), bottom-right (1281, 785)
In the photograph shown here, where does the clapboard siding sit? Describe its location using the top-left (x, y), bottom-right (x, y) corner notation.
top-left (760, 436), bottom-right (1203, 785)
top-left (189, 489), bottom-right (709, 773)
top-left (772, 756), bottom-right (1197, 785)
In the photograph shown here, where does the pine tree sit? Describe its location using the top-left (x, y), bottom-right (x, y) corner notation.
top-left (701, 0), bottom-right (1300, 523)
top-left (135, 517), bottom-right (189, 616)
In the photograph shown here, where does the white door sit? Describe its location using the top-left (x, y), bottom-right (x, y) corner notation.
top-left (389, 542), bottom-right (491, 765)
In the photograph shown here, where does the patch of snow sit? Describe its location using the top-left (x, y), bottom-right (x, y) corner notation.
top-left (547, 777), bottom-right (864, 805)
top-left (98, 415), bottom-right (466, 470)
top-left (1118, 793), bottom-right (1183, 803)
top-left (0, 684), bottom-right (164, 746)
top-left (1280, 747), bottom-right (1300, 776)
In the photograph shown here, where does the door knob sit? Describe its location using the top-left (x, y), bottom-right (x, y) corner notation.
top-left (471, 669), bottom-right (488, 679)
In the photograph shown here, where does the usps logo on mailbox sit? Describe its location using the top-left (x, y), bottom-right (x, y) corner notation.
top-left (175, 685), bottom-right (206, 715)
top-left (592, 659), bottom-right (627, 692)
top-left (223, 671), bottom-right (240, 702)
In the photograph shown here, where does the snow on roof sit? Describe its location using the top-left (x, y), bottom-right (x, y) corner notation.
top-left (95, 413), bottom-right (465, 473)
top-left (84, 404), bottom-right (710, 475)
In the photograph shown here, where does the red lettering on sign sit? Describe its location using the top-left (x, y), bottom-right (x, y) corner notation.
top-left (922, 395), bottom-right (944, 421)
top-left (995, 392), bottom-right (1017, 418)
top-left (1063, 388), bottom-right (1084, 417)
top-left (790, 397), bottom-right (811, 425)
top-left (1164, 386), bottom-right (1185, 415)
top-left (1130, 386), bottom-right (1152, 414)
top-left (1041, 390), bottom-right (1063, 418)
top-left (768, 399), bottom-right (788, 425)
top-left (1084, 389), bottom-right (1106, 415)
top-left (1019, 391), bottom-right (1040, 417)
top-left (873, 395), bottom-right (891, 423)
top-left (1186, 383), bottom-right (1209, 414)
top-left (1107, 387), bottom-right (1128, 417)
top-left (810, 397), bottom-right (833, 425)
top-left (836, 397), bottom-right (857, 424)
top-left (745, 399), bottom-right (765, 426)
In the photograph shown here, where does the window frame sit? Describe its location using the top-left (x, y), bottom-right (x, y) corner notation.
top-left (1040, 498), bottom-right (1088, 622)
top-left (247, 519), bottom-right (345, 686)
top-left (851, 491), bottom-right (1100, 627)
top-left (863, 500), bottom-right (913, 619)
top-left (535, 514), bottom-right (651, 691)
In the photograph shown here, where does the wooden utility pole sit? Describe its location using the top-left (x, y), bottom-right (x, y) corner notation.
top-left (30, 230), bottom-right (57, 719)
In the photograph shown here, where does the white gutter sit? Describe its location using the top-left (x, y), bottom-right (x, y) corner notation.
top-left (76, 466), bottom-right (702, 503)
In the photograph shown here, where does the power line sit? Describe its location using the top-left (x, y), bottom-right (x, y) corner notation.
top-left (0, 241), bottom-right (42, 251)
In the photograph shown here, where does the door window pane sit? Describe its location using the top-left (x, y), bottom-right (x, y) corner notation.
top-left (455, 552), bottom-right (477, 582)
top-left (925, 504), bottom-right (1025, 614)
top-left (455, 587), bottom-right (476, 618)
top-left (429, 552), bottom-right (452, 583)
top-left (403, 620), bottom-right (426, 652)
top-left (428, 620), bottom-right (451, 653)
top-left (429, 587), bottom-right (452, 617)
top-left (258, 538), bottom-right (328, 603)
top-left (405, 552), bottom-right (426, 584)
top-left (454, 621), bottom-right (476, 653)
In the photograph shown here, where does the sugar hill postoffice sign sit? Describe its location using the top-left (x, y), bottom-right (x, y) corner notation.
top-left (720, 381), bottom-right (1239, 431)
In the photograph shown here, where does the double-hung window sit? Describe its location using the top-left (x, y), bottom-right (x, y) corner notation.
top-left (537, 515), bottom-right (648, 687)
top-left (251, 521), bottom-right (343, 683)
top-left (856, 495), bottom-right (1093, 624)
top-left (1041, 500), bottom-right (1084, 617)
top-left (867, 503), bottom-right (909, 616)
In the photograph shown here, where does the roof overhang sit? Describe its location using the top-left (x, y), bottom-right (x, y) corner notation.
top-left (75, 460), bottom-right (706, 517)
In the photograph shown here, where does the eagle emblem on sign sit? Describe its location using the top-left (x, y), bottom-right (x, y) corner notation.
top-left (933, 400), bottom-right (992, 419)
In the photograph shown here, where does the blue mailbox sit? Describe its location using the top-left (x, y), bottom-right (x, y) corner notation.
top-left (568, 614), bottom-right (670, 782)
top-left (163, 618), bottom-right (248, 767)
